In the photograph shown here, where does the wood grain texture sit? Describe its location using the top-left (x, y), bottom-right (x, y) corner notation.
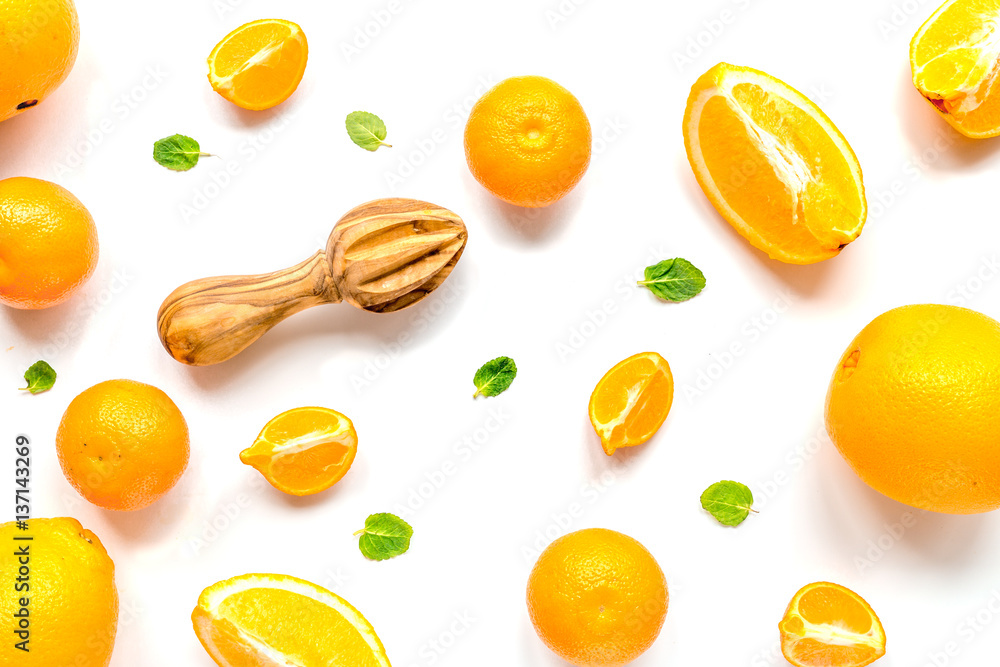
top-left (156, 198), bottom-right (468, 366)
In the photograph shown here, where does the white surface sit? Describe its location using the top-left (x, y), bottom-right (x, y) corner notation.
top-left (3, 0), bottom-right (1000, 665)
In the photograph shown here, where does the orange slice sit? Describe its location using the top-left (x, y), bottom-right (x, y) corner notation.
top-left (780, 581), bottom-right (887, 667)
top-left (208, 19), bottom-right (308, 111)
top-left (683, 63), bottom-right (867, 265)
top-left (588, 352), bottom-right (673, 456)
top-left (239, 407), bottom-right (357, 496)
top-left (910, 0), bottom-right (1000, 137)
top-left (192, 573), bottom-right (391, 667)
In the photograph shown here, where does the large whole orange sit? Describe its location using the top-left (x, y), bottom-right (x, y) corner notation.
top-left (57, 379), bottom-right (190, 511)
top-left (527, 528), bottom-right (668, 666)
top-left (825, 304), bottom-right (1000, 514)
top-left (0, 177), bottom-right (98, 309)
top-left (464, 75), bottom-right (591, 208)
top-left (0, 0), bottom-right (80, 122)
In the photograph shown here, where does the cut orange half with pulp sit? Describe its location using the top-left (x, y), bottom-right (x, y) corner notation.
top-left (910, 0), bottom-right (1000, 137)
top-left (192, 573), bottom-right (391, 667)
top-left (588, 352), bottom-right (673, 456)
top-left (779, 581), bottom-right (887, 667)
top-left (208, 18), bottom-right (308, 111)
top-left (240, 407), bottom-right (357, 496)
top-left (683, 63), bottom-right (867, 264)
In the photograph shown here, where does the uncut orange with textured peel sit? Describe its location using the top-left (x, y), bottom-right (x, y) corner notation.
top-left (589, 352), bottom-right (673, 456)
top-left (683, 63), bottom-right (867, 264)
top-left (911, 0), bottom-right (1000, 137)
top-left (780, 581), bottom-right (886, 667)
top-left (240, 407), bottom-right (357, 497)
top-left (192, 573), bottom-right (391, 667)
top-left (208, 18), bottom-right (307, 111)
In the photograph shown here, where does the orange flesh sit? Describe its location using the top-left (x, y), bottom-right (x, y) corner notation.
top-left (208, 20), bottom-right (307, 111)
top-left (589, 352), bottom-right (674, 455)
top-left (780, 582), bottom-right (886, 667)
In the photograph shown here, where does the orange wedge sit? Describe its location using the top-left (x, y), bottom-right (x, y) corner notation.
top-left (911, 0), bottom-right (1000, 137)
top-left (780, 582), bottom-right (887, 667)
top-left (588, 352), bottom-right (673, 456)
top-left (683, 63), bottom-right (867, 265)
top-left (192, 573), bottom-right (391, 667)
top-left (208, 18), bottom-right (308, 111)
top-left (239, 407), bottom-right (357, 496)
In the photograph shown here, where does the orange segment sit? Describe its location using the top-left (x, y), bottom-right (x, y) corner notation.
top-left (588, 352), bottom-right (674, 456)
top-left (683, 63), bottom-right (867, 265)
top-left (780, 582), bottom-right (887, 667)
top-left (910, 0), bottom-right (1000, 137)
top-left (208, 19), bottom-right (308, 111)
top-left (239, 407), bottom-right (357, 496)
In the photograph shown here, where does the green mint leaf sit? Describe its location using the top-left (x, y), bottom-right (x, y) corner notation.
top-left (153, 134), bottom-right (211, 171)
top-left (345, 111), bottom-right (391, 151)
top-left (355, 513), bottom-right (413, 561)
top-left (638, 258), bottom-right (706, 302)
top-left (21, 360), bottom-right (56, 394)
top-left (473, 356), bottom-right (517, 398)
top-left (701, 480), bottom-right (756, 526)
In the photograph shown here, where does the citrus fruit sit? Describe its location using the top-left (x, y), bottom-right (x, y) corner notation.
top-left (239, 406), bottom-right (358, 496)
top-left (589, 352), bottom-right (673, 456)
top-left (0, 517), bottom-right (118, 666)
top-left (0, 0), bottom-right (79, 123)
top-left (825, 304), bottom-right (1000, 514)
top-left (0, 176), bottom-right (98, 309)
top-left (208, 18), bottom-right (308, 111)
top-left (911, 0), bottom-right (1000, 137)
top-left (779, 581), bottom-right (886, 667)
top-left (192, 573), bottom-right (391, 667)
top-left (527, 528), bottom-right (668, 667)
top-left (464, 75), bottom-right (591, 208)
top-left (683, 63), bottom-right (867, 264)
top-left (56, 379), bottom-right (190, 511)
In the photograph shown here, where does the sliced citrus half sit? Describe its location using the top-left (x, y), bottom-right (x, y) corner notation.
top-left (588, 352), bottom-right (673, 456)
top-left (683, 63), bottom-right (867, 265)
top-left (208, 18), bottom-right (308, 111)
top-left (779, 581), bottom-right (887, 667)
top-left (239, 407), bottom-right (357, 496)
top-left (192, 573), bottom-right (391, 667)
top-left (910, 0), bottom-right (1000, 137)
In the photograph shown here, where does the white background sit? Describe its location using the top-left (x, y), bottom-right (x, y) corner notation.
top-left (3, 0), bottom-right (1000, 665)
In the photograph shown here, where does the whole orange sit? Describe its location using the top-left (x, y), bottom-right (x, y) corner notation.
top-left (826, 304), bottom-right (1000, 514)
top-left (56, 379), bottom-right (190, 511)
top-left (0, 177), bottom-right (98, 309)
top-left (464, 75), bottom-right (591, 208)
top-left (527, 528), bottom-right (668, 666)
top-left (0, 0), bottom-right (80, 122)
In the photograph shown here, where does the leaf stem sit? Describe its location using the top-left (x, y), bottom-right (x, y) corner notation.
top-left (353, 528), bottom-right (366, 537)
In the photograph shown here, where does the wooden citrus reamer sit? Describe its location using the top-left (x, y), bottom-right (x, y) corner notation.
top-left (157, 198), bottom-right (468, 366)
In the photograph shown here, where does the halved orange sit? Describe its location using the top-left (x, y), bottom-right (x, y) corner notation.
top-left (588, 352), bottom-right (673, 456)
top-left (208, 18), bottom-right (308, 111)
top-left (910, 0), bottom-right (1000, 137)
top-left (192, 573), bottom-right (391, 667)
top-left (683, 63), bottom-right (867, 265)
top-left (780, 581), bottom-right (887, 667)
top-left (239, 407), bottom-right (357, 496)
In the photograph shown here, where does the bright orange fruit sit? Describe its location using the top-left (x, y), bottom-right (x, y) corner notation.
top-left (464, 75), bottom-right (591, 208)
top-left (0, 176), bottom-right (98, 309)
top-left (208, 18), bottom-right (308, 111)
top-left (56, 379), bottom-right (190, 511)
top-left (240, 407), bottom-right (357, 496)
top-left (527, 528), bottom-right (668, 667)
top-left (780, 582), bottom-right (886, 667)
top-left (683, 63), bottom-right (867, 264)
top-left (589, 352), bottom-right (673, 456)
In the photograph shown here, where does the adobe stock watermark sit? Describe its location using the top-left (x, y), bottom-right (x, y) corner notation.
top-left (554, 243), bottom-right (668, 362)
top-left (183, 474), bottom-right (271, 557)
top-left (384, 75), bottom-right (498, 192)
top-left (946, 254), bottom-right (999, 308)
top-left (391, 407), bottom-right (511, 520)
top-left (671, 0), bottom-right (757, 73)
top-left (52, 66), bottom-right (168, 177)
top-left (544, 0), bottom-right (593, 30)
top-left (753, 425), bottom-right (829, 511)
top-left (681, 289), bottom-right (797, 405)
top-left (178, 109), bottom-right (297, 223)
top-left (403, 611), bottom-right (477, 667)
top-left (869, 129), bottom-right (959, 222)
top-left (921, 589), bottom-right (1000, 667)
top-left (340, 0), bottom-right (415, 63)
top-left (876, 0), bottom-right (936, 40)
top-left (36, 269), bottom-right (135, 362)
top-left (212, 0), bottom-right (246, 20)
